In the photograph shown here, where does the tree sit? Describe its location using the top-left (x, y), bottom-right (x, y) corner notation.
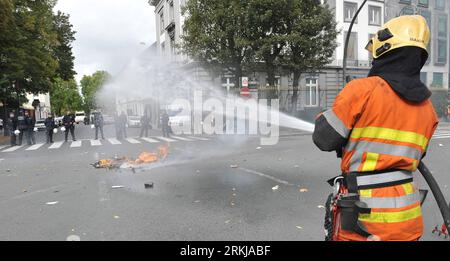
top-left (80, 71), bottom-right (110, 115)
top-left (52, 11), bottom-right (76, 81)
top-left (50, 77), bottom-right (83, 116)
top-left (283, 0), bottom-right (338, 112)
top-left (180, 0), bottom-right (253, 88)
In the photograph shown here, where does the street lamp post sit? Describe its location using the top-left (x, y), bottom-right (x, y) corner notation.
top-left (342, 0), bottom-right (368, 86)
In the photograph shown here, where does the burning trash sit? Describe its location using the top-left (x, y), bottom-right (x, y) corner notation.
top-left (91, 145), bottom-right (169, 170)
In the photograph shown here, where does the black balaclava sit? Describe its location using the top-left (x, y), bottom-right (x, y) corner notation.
top-left (368, 46), bottom-right (431, 103)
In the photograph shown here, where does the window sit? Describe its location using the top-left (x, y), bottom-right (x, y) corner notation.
top-left (420, 72), bottom-right (427, 84)
top-left (368, 6), bottom-right (381, 26)
top-left (344, 2), bottom-right (358, 23)
top-left (159, 9), bottom-right (165, 33)
top-left (432, 73), bottom-right (443, 88)
top-left (418, 0), bottom-right (429, 7)
top-left (437, 39), bottom-right (447, 64)
top-left (420, 10), bottom-right (432, 63)
top-left (345, 31), bottom-right (358, 61)
top-left (368, 34), bottom-right (375, 63)
top-left (438, 15), bottom-right (447, 38)
top-left (305, 78), bottom-right (319, 107)
top-left (399, 0), bottom-right (411, 3)
top-left (402, 7), bottom-right (414, 15)
top-left (436, 0), bottom-right (445, 9)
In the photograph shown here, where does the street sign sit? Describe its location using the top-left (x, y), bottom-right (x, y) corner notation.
top-left (241, 77), bottom-right (248, 88)
top-left (240, 87), bottom-right (250, 97)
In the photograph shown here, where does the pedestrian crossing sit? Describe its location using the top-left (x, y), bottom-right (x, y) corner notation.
top-left (433, 129), bottom-right (450, 140)
top-left (0, 135), bottom-right (212, 153)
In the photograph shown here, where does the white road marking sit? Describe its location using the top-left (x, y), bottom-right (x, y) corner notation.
top-left (156, 136), bottom-right (177, 142)
top-left (49, 141), bottom-right (64, 149)
top-left (107, 138), bottom-right (121, 145)
top-left (26, 143), bottom-right (45, 151)
top-left (70, 140), bottom-right (82, 148)
top-left (187, 136), bottom-right (210, 141)
top-left (126, 138), bottom-right (141, 144)
top-left (141, 137), bottom-right (160, 143)
top-left (237, 167), bottom-right (297, 186)
top-left (2, 145), bottom-right (24, 152)
top-left (90, 139), bottom-right (102, 146)
top-left (171, 136), bottom-right (194, 141)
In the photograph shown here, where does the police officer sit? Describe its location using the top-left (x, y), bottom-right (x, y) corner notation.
top-left (93, 111), bottom-right (105, 140)
top-left (7, 112), bottom-right (18, 146)
top-left (24, 111), bottom-right (35, 145)
top-left (62, 110), bottom-right (76, 142)
top-left (139, 112), bottom-right (151, 138)
top-left (44, 113), bottom-right (56, 143)
top-left (161, 110), bottom-right (170, 138)
top-left (17, 111), bottom-right (27, 146)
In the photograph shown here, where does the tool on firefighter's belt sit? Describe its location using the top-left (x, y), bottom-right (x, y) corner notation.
top-left (418, 162), bottom-right (450, 235)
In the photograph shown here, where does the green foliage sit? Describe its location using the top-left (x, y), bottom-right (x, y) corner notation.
top-left (0, 0), bottom-right (76, 104)
top-left (180, 0), bottom-right (252, 86)
top-left (80, 71), bottom-right (111, 114)
top-left (50, 77), bottom-right (83, 116)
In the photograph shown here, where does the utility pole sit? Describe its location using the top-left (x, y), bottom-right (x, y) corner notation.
top-left (342, 0), bottom-right (368, 86)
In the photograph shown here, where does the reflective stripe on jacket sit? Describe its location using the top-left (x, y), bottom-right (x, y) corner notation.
top-left (317, 76), bottom-right (438, 241)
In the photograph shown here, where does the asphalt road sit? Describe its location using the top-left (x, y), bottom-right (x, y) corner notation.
top-left (0, 124), bottom-right (449, 241)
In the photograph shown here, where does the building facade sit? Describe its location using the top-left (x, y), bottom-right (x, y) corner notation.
top-left (148, 0), bottom-right (450, 121)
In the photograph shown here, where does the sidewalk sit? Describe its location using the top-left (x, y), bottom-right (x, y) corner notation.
top-left (0, 135), bottom-right (9, 145)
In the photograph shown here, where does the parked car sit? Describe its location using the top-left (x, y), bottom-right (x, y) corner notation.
top-left (35, 119), bottom-right (46, 131)
top-left (0, 118), bottom-right (3, 130)
top-left (75, 111), bottom-right (86, 124)
top-left (54, 116), bottom-right (63, 126)
top-left (127, 115), bottom-right (141, 128)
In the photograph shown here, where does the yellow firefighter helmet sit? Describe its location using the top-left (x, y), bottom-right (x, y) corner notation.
top-left (366, 15), bottom-right (430, 59)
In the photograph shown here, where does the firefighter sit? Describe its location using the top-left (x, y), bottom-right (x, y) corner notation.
top-left (313, 15), bottom-right (438, 241)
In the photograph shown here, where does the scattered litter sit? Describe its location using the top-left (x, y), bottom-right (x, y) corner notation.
top-left (232, 188), bottom-right (236, 191)
top-left (196, 170), bottom-right (200, 173)
top-left (6, 169), bottom-right (10, 172)
top-left (144, 182), bottom-right (154, 189)
top-left (294, 165), bottom-right (299, 168)
top-left (439, 144), bottom-right (444, 147)
top-left (53, 190), bottom-right (59, 193)
top-left (230, 202), bottom-right (235, 206)
top-left (225, 220), bottom-right (231, 224)
top-left (66, 235), bottom-right (81, 241)
top-left (317, 205), bottom-right (325, 209)
top-left (278, 158), bottom-right (282, 161)
top-left (23, 189), bottom-right (27, 193)
top-left (256, 147), bottom-right (262, 150)
top-left (299, 188), bottom-right (309, 193)
top-left (46, 201), bottom-right (59, 205)
top-left (272, 185), bottom-right (279, 191)
top-left (232, 193), bottom-right (236, 197)
top-left (296, 226), bottom-right (303, 230)
top-left (230, 164), bottom-right (238, 168)
top-left (194, 200), bottom-right (200, 203)
top-left (114, 215), bottom-right (120, 219)
top-left (71, 229), bottom-right (75, 232)
top-left (111, 186), bottom-right (124, 189)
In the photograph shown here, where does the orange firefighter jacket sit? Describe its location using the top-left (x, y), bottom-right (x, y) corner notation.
top-left (316, 76), bottom-right (438, 241)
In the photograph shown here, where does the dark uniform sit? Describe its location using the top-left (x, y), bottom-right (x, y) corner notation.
top-left (62, 113), bottom-right (76, 142)
top-left (17, 113), bottom-right (27, 146)
top-left (161, 112), bottom-right (170, 137)
top-left (24, 114), bottom-right (35, 145)
top-left (93, 113), bottom-right (105, 140)
top-left (139, 114), bottom-right (151, 138)
top-left (7, 114), bottom-right (18, 146)
top-left (44, 115), bottom-right (56, 143)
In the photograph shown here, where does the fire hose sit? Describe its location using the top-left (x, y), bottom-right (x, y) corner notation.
top-left (418, 162), bottom-right (450, 234)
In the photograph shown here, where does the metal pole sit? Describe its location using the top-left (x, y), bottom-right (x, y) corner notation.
top-left (342, 0), bottom-right (368, 86)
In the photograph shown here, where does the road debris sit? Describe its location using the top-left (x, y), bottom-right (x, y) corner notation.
top-left (225, 220), bottom-right (231, 224)
top-left (256, 147), bottom-right (262, 150)
top-left (230, 164), bottom-right (238, 168)
top-left (299, 188), bottom-right (308, 193)
top-left (439, 144), bottom-right (444, 147)
top-left (296, 226), bottom-right (303, 230)
top-left (114, 215), bottom-right (120, 219)
top-left (230, 202), bottom-right (235, 206)
top-left (6, 169), bottom-right (10, 172)
top-left (144, 182), bottom-right (154, 189)
top-left (46, 201), bottom-right (59, 205)
top-left (91, 145), bottom-right (169, 170)
top-left (294, 165), bottom-right (299, 168)
top-left (194, 200), bottom-right (200, 203)
top-left (23, 189), bottom-right (27, 193)
top-left (232, 188), bottom-right (236, 191)
top-left (66, 235), bottom-right (81, 241)
top-left (317, 205), bottom-right (325, 209)
top-left (272, 185), bottom-right (279, 191)
top-left (111, 186), bottom-right (124, 189)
